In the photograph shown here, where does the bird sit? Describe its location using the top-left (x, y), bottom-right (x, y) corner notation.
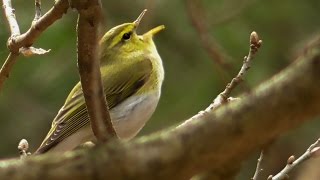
top-left (35, 10), bottom-right (165, 154)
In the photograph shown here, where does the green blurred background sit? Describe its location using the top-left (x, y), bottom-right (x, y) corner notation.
top-left (0, 0), bottom-right (320, 179)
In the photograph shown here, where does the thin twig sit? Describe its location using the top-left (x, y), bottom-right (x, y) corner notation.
top-left (2, 0), bottom-right (21, 38)
top-left (1, 0), bottom-right (21, 90)
top-left (180, 31), bottom-right (262, 179)
top-left (0, 53), bottom-right (19, 88)
top-left (208, 31), bottom-right (262, 110)
top-left (34, 0), bottom-right (41, 22)
top-left (220, 32), bottom-right (262, 98)
top-left (252, 150), bottom-right (264, 180)
top-left (185, 0), bottom-right (234, 78)
top-left (178, 31), bottom-right (262, 128)
top-left (72, 0), bottom-right (117, 142)
top-left (269, 138), bottom-right (320, 180)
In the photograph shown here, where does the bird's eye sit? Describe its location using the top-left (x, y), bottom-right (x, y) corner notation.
top-left (122, 32), bottom-right (131, 40)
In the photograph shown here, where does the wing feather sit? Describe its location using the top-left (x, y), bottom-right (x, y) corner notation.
top-left (36, 59), bottom-right (152, 153)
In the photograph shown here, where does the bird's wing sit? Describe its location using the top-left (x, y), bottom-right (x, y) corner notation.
top-left (36, 59), bottom-right (152, 154)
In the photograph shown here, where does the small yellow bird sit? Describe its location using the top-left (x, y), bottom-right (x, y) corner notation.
top-left (35, 10), bottom-right (165, 154)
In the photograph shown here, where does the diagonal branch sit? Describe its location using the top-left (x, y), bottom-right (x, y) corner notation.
top-left (269, 138), bottom-right (320, 180)
top-left (252, 151), bottom-right (264, 180)
top-left (0, 34), bottom-right (319, 180)
top-left (180, 31), bottom-right (262, 130)
top-left (71, 0), bottom-right (117, 142)
top-left (219, 32), bottom-right (262, 101)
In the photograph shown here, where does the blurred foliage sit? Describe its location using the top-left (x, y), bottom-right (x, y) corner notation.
top-left (0, 0), bottom-right (320, 179)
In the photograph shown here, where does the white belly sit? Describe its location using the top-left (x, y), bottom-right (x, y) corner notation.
top-left (48, 92), bottom-right (160, 153)
top-left (110, 92), bottom-right (160, 139)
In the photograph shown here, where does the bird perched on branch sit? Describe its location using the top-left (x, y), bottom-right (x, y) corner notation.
top-left (35, 10), bottom-right (165, 154)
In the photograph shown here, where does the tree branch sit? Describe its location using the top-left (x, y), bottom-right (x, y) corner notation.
top-left (0, 0), bottom-right (21, 90)
top-left (2, 0), bottom-right (20, 37)
top-left (0, 0), bottom-right (69, 91)
top-left (34, 0), bottom-right (41, 22)
top-left (186, 31), bottom-right (261, 180)
top-left (268, 138), bottom-right (320, 180)
top-left (180, 31), bottom-right (262, 130)
top-left (0, 52), bottom-right (19, 89)
top-left (6, 0), bottom-right (69, 52)
top-left (220, 32), bottom-right (262, 101)
top-left (252, 151), bottom-right (264, 180)
top-left (71, 0), bottom-right (117, 142)
top-left (0, 36), bottom-right (319, 180)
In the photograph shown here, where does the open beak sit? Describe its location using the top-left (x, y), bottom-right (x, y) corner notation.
top-left (134, 9), bottom-right (165, 38)
top-left (134, 9), bottom-right (147, 28)
top-left (143, 25), bottom-right (165, 38)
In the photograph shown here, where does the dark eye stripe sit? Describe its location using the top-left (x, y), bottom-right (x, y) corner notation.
top-left (122, 32), bottom-right (132, 40)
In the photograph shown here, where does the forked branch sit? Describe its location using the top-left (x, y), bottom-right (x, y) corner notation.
top-left (0, 0), bottom-right (69, 91)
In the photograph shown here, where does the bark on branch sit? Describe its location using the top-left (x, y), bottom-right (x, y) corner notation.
top-left (71, 0), bottom-right (117, 142)
top-left (6, 0), bottom-right (69, 52)
top-left (0, 38), bottom-right (319, 180)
